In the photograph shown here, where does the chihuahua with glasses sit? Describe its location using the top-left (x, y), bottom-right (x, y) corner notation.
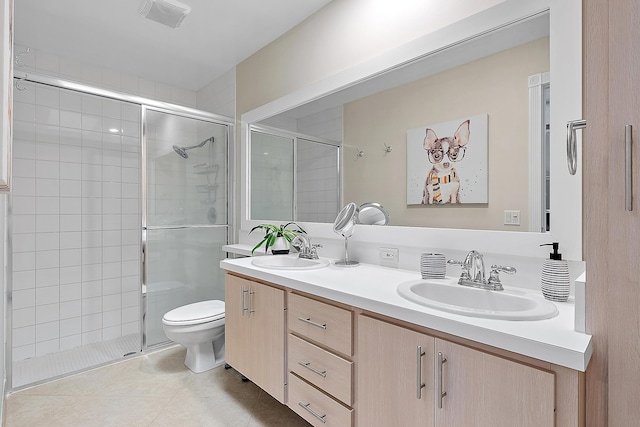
top-left (422, 120), bottom-right (470, 204)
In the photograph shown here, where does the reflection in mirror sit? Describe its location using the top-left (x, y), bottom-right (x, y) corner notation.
top-left (250, 126), bottom-right (340, 223)
top-left (358, 202), bottom-right (390, 226)
top-left (252, 12), bottom-right (553, 231)
top-left (333, 202), bottom-right (359, 267)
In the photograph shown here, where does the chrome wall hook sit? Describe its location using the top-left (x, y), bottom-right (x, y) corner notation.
top-left (355, 147), bottom-right (364, 158)
top-left (383, 142), bottom-right (392, 155)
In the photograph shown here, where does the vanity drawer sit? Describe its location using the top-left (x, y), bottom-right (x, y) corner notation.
top-left (288, 293), bottom-right (353, 355)
top-left (288, 373), bottom-right (353, 427)
top-left (288, 334), bottom-right (353, 405)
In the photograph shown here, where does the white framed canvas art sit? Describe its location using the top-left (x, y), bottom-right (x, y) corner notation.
top-left (406, 113), bottom-right (488, 205)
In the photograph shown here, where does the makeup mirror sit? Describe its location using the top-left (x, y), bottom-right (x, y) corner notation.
top-left (333, 202), bottom-right (359, 267)
top-left (357, 203), bottom-right (389, 226)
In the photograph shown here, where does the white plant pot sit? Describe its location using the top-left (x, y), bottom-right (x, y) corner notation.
top-left (271, 236), bottom-right (289, 255)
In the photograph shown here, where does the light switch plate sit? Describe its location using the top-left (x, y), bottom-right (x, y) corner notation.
top-left (504, 210), bottom-right (521, 225)
top-left (380, 247), bottom-right (399, 268)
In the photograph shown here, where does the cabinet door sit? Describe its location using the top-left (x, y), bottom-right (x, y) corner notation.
top-left (435, 339), bottom-right (554, 427)
top-left (356, 315), bottom-right (434, 427)
top-left (224, 274), bottom-right (252, 377)
top-left (249, 281), bottom-right (285, 403)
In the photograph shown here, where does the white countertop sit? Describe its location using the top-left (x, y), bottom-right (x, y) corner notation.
top-left (220, 255), bottom-right (592, 372)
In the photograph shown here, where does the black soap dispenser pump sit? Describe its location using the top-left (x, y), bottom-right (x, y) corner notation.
top-left (540, 242), bottom-right (570, 302)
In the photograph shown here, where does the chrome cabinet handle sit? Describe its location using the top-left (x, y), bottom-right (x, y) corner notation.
top-left (416, 345), bottom-right (426, 399)
top-left (297, 317), bottom-right (327, 329)
top-left (626, 125), bottom-right (633, 211)
top-left (241, 287), bottom-right (248, 316)
top-left (566, 119), bottom-right (586, 175)
top-left (298, 361), bottom-right (327, 378)
top-left (438, 352), bottom-right (447, 409)
top-left (298, 402), bottom-right (327, 424)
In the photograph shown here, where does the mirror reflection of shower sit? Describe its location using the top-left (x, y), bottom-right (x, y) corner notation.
top-left (172, 136), bottom-right (214, 159)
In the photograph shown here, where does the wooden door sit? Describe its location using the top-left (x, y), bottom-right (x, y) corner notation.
top-left (435, 339), bottom-right (554, 427)
top-left (584, 0), bottom-right (640, 425)
top-left (224, 274), bottom-right (252, 377)
top-left (249, 282), bottom-right (285, 403)
top-left (356, 315), bottom-right (434, 427)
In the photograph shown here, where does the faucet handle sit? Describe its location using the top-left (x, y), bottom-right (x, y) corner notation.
top-left (309, 244), bottom-right (322, 259)
top-left (447, 259), bottom-right (471, 280)
top-left (490, 265), bottom-right (516, 274)
top-left (487, 265), bottom-right (516, 291)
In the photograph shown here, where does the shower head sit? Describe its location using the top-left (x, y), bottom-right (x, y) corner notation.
top-left (172, 145), bottom-right (189, 158)
top-left (172, 137), bottom-right (214, 159)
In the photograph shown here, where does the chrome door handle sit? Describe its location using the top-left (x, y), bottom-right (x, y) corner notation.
top-left (248, 289), bottom-right (255, 318)
top-left (438, 352), bottom-right (447, 409)
top-left (626, 125), bottom-right (633, 211)
top-left (298, 402), bottom-right (327, 424)
top-left (297, 317), bottom-right (327, 329)
top-left (567, 119), bottom-right (586, 175)
top-left (298, 361), bottom-right (327, 378)
top-left (416, 345), bottom-right (426, 399)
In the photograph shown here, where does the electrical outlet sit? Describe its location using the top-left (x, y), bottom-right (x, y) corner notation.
top-left (380, 247), bottom-right (399, 268)
top-left (504, 210), bottom-right (521, 226)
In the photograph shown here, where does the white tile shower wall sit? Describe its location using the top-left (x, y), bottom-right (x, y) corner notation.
top-left (296, 107), bottom-right (342, 223)
top-left (297, 106), bottom-right (343, 142)
top-left (296, 141), bottom-right (339, 223)
top-left (196, 68), bottom-right (236, 117)
top-left (14, 44), bottom-right (197, 108)
top-left (11, 82), bottom-right (141, 361)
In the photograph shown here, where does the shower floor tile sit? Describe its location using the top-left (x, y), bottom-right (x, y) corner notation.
top-left (5, 346), bottom-right (311, 427)
top-left (12, 333), bottom-right (140, 389)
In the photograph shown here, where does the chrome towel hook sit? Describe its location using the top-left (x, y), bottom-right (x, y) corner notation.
top-left (566, 119), bottom-right (586, 175)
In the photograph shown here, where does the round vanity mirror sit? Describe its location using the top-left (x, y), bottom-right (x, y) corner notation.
top-left (357, 202), bottom-right (389, 226)
top-left (333, 202), bottom-right (359, 267)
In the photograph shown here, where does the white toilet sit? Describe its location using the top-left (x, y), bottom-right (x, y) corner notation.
top-left (162, 300), bottom-right (226, 373)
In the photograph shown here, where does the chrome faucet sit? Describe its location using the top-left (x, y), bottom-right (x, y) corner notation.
top-left (448, 250), bottom-right (515, 291)
top-left (291, 234), bottom-right (322, 260)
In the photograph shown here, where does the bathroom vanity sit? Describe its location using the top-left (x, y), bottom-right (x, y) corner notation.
top-left (221, 257), bottom-right (591, 427)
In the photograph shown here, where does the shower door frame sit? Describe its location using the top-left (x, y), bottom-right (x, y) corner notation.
top-left (7, 71), bottom-right (235, 389)
top-left (140, 105), bottom-right (234, 350)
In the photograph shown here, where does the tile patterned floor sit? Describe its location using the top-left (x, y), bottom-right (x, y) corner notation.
top-left (4, 346), bottom-right (310, 427)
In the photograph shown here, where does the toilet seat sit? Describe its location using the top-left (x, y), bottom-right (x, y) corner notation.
top-left (163, 300), bottom-right (225, 326)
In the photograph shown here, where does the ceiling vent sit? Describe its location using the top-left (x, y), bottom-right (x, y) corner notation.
top-left (138, 0), bottom-right (192, 29)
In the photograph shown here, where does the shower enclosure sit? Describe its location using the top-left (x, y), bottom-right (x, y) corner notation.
top-left (8, 74), bottom-right (232, 389)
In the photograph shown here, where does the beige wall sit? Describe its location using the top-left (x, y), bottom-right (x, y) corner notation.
top-left (236, 0), bottom-right (506, 116)
top-left (343, 37), bottom-right (549, 230)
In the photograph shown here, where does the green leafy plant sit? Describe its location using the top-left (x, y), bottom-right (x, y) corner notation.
top-left (250, 222), bottom-right (307, 254)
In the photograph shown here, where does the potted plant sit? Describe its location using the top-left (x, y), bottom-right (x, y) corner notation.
top-left (250, 222), bottom-right (307, 254)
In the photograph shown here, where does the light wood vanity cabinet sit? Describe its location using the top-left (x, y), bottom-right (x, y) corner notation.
top-left (223, 273), bottom-right (580, 426)
top-left (357, 315), bottom-right (555, 427)
top-left (286, 293), bottom-right (354, 426)
top-left (224, 274), bottom-right (285, 403)
top-left (357, 315), bottom-right (435, 426)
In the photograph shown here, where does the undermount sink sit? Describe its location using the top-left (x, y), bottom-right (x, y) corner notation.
top-left (251, 255), bottom-right (330, 270)
top-left (397, 278), bottom-right (559, 321)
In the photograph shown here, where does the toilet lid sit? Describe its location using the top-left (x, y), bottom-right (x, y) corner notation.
top-left (163, 300), bottom-right (225, 326)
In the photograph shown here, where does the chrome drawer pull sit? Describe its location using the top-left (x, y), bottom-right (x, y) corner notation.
top-left (298, 402), bottom-right (327, 424)
top-left (298, 361), bottom-right (327, 378)
top-left (298, 317), bottom-right (327, 329)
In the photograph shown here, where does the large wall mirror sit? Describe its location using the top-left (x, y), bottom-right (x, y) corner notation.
top-left (241, 0), bottom-right (583, 260)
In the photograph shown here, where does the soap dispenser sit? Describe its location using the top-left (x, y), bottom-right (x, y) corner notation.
top-left (540, 242), bottom-right (570, 302)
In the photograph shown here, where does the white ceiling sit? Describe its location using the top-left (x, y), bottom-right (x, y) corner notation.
top-left (14, 0), bottom-right (333, 92)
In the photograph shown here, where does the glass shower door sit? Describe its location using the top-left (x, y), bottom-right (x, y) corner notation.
top-left (144, 108), bottom-right (229, 348)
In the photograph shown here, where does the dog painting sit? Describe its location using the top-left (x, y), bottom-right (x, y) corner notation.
top-left (406, 114), bottom-right (488, 205)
